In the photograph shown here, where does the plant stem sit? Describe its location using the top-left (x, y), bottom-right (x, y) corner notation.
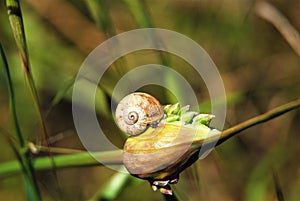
top-left (0, 43), bottom-right (41, 200)
top-left (0, 99), bottom-right (299, 176)
top-left (0, 150), bottom-right (123, 177)
top-left (255, 2), bottom-right (300, 57)
top-left (5, 0), bottom-right (59, 199)
top-left (217, 99), bottom-right (300, 145)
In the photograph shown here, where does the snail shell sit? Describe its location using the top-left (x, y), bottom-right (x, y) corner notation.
top-left (115, 92), bottom-right (164, 136)
top-left (123, 123), bottom-right (213, 181)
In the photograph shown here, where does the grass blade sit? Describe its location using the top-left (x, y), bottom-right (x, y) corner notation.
top-left (5, 0), bottom-right (29, 73)
top-left (5, 0), bottom-right (60, 198)
top-left (6, 0), bottom-right (48, 149)
top-left (123, 0), bottom-right (153, 28)
top-left (0, 42), bottom-right (24, 147)
top-left (244, 142), bottom-right (286, 201)
top-left (90, 166), bottom-right (131, 201)
top-left (86, 0), bottom-right (116, 36)
top-left (1, 42), bottom-right (41, 200)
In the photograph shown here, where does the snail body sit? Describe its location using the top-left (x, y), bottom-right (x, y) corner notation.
top-left (115, 92), bottom-right (164, 136)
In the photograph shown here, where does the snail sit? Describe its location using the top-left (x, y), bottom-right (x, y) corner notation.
top-left (115, 92), bottom-right (164, 136)
top-left (115, 92), bottom-right (219, 195)
top-left (123, 123), bottom-right (216, 195)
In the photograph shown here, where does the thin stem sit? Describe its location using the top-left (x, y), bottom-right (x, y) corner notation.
top-left (0, 42), bottom-right (41, 200)
top-left (0, 44), bottom-right (24, 147)
top-left (255, 2), bottom-right (300, 57)
top-left (27, 142), bottom-right (84, 154)
top-left (5, 0), bottom-right (60, 198)
top-left (6, 0), bottom-right (50, 151)
top-left (217, 99), bottom-right (300, 145)
top-left (0, 150), bottom-right (123, 177)
top-left (0, 99), bottom-right (299, 177)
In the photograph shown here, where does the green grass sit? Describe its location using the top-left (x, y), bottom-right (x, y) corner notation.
top-left (0, 1), bottom-right (300, 200)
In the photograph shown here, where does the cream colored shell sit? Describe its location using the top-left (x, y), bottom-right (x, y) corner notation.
top-left (115, 92), bottom-right (164, 136)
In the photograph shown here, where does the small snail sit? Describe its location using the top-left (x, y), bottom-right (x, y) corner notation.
top-left (115, 92), bottom-right (164, 136)
top-left (116, 93), bottom-right (218, 195)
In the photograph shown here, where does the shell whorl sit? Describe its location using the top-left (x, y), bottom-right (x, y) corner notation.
top-left (115, 92), bottom-right (164, 136)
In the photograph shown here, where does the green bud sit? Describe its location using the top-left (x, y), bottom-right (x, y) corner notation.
top-left (192, 114), bottom-right (215, 127)
top-left (165, 103), bottom-right (180, 115)
top-left (165, 114), bottom-right (180, 122)
top-left (181, 111), bottom-right (197, 124)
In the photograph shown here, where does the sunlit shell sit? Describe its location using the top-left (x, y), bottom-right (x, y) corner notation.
top-left (115, 92), bottom-right (164, 136)
top-left (123, 123), bottom-right (214, 180)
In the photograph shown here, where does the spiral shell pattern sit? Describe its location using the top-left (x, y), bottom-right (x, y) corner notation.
top-left (115, 92), bottom-right (164, 136)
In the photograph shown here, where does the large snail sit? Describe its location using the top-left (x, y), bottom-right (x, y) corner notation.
top-left (115, 92), bottom-right (164, 136)
top-left (115, 92), bottom-right (219, 195)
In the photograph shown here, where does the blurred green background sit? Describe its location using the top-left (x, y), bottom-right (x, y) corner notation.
top-left (0, 0), bottom-right (299, 200)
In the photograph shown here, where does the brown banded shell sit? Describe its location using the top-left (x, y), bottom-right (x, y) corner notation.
top-left (115, 92), bottom-right (164, 136)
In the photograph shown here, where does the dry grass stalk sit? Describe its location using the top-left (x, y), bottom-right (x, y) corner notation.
top-left (255, 1), bottom-right (300, 57)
